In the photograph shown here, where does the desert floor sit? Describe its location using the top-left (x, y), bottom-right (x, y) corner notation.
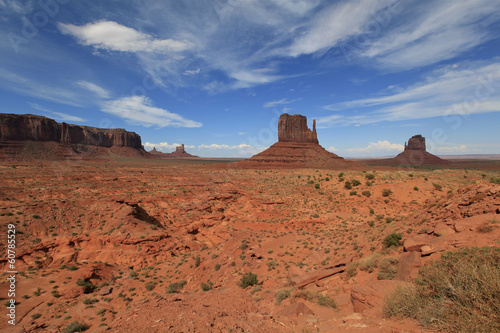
top-left (1, 158), bottom-right (499, 332)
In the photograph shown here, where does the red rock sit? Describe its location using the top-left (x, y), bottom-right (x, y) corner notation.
top-left (276, 302), bottom-right (314, 317)
top-left (149, 144), bottom-right (198, 158)
top-left (350, 280), bottom-right (404, 313)
top-left (391, 134), bottom-right (451, 166)
top-left (403, 234), bottom-right (431, 252)
top-left (234, 113), bottom-right (358, 169)
top-left (394, 252), bottom-right (421, 281)
top-left (433, 222), bottom-right (455, 236)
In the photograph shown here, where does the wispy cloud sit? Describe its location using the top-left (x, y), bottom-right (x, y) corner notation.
top-left (263, 98), bottom-right (301, 108)
top-left (321, 60), bottom-right (500, 126)
top-left (75, 80), bottom-right (111, 99)
top-left (59, 21), bottom-right (192, 53)
top-left (101, 95), bottom-right (202, 128)
top-left (359, 0), bottom-right (500, 69)
top-left (28, 102), bottom-right (85, 122)
top-left (0, 68), bottom-right (82, 106)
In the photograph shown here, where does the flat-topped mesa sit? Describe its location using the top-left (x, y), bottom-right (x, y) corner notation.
top-left (278, 113), bottom-right (318, 143)
top-left (0, 113), bottom-right (142, 148)
top-left (175, 144), bottom-right (185, 154)
top-left (404, 134), bottom-right (426, 151)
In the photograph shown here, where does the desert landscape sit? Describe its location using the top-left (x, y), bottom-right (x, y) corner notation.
top-left (1, 113), bottom-right (499, 333)
top-left (2, 1), bottom-right (500, 332)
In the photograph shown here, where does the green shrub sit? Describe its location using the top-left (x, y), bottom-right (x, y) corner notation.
top-left (384, 247), bottom-right (500, 333)
top-left (194, 256), bottom-right (201, 267)
top-left (383, 233), bottom-right (402, 248)
top-left (314, 183), bottom-right (320, 189)
top-left (382, 189), bottom-right (392, 197)
top-left (63, 321), bottom-right (89, 333)
top-left (167, 280), bottom-right (187, 293)
top-left (365, 173), bottom-right (375, 180)
top-left (31, 313), bottom-right (42, 320)
top-left (316, 294), bottom-right (337, 308)
top-left (362, 190), bottom-right (371, 197)
top-left (351, 179), bottom-right (361, 186)
top-left (413, 186), bottom-right (419, 191)
top-left (214, 263), bottom-right (221, 271)
top-left (201, 281), bottom-right (213, 291)
top-left (239, 272), bottom-right (258, 289)
top-left (274, 289), bottom-right (291, 305)
top-left (432, 183), bottom-right (442, 191)
top-left (76, 279), bottom-right (95, 294)
top-left (344, 181), bottom-right (352, 189)
top-left (145, 281), bottom-right (156, 291)
top-left (349, 190), bottom-right (357, 196)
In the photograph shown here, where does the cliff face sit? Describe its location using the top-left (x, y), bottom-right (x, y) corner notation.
top-left (405, 135), bottom-right (426, 151)
top-left (0, 114), bottom-right (142, 148)
top-left (278, 114), bottom-right (318, 143)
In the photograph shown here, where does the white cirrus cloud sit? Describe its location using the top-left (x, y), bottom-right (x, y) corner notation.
top-left (321, 60), bottom-right (500, 126)
top-left (100, 95), bottom-right (202, 128)
top-left (28, 102), bottom-right (85, 122)
top-left (58, 21), bottom-right (192, 53)
top-left (75, 80), bottom-right (110, 99)
top-left (198, 143), bottom-right (255, 150)
top-left (263, 98), bottom-right (301, 108)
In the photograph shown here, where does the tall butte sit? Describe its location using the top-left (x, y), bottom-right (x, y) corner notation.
top-left (392, 134), bottom-right (450, 165)
top-left (235, 113), bottom-right (357, 168)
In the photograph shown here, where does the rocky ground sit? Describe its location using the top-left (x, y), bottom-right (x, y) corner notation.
top-left (0, 159), bottom-right (499, 332)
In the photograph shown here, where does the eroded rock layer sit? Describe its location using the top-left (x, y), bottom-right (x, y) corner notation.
top-left (0, 113), bottom-right (148, 159)
top-left (235, 113), bottom-right (356, 168)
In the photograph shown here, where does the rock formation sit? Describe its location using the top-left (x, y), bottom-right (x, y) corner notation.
top-left (0, 113), bottom-right (148, 159)
top-left (278, 114), bottom-right (318, 143)
top-left (149, 144), bottom-right (198, 158)
top-left (393, 134), bottom-right (450, 165)
top-left (234, 113), bottom-right (357, 168)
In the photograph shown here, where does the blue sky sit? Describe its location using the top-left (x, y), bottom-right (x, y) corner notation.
top-left (1, 0), bottom-right (500, 157)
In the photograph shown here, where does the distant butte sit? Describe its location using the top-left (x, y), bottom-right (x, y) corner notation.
top-left (234, 113), bottom-right (357, 168)
top-left (392, 134), bottom-right (451, 165)
top-left (149, 144), bottom-right (198, 158)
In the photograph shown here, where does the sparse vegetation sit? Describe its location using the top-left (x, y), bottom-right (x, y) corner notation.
top-left (382, 189), bottom-right (392, 197)
top-left (384, 247), bottom-right (500, 333)
top-left (383, 233), bottom-right (402, 248)
top-left (167, 280), bottom-right (187, 293)
top-left (239, 272), bottom-right (258, 289)
top-left (63, 321), bottom-right (89, 333)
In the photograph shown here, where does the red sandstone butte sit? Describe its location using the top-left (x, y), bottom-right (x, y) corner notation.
top-left (234, 113), bottom-right (357, 168)
top-left (149, 144), bottom-right (198, 158)
top-left (392, 134), bottom-right (451, 165)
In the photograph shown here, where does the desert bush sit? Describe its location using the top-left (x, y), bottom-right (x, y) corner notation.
top-left (274, 288), bottom-right (292, 305)
top-left (76, 279), bottom-right (95, 294)
top-left (166, 280), bottom-right (187, 293)
top-left (365, 173), bottom-right (375, 180)
top-left (316, 294), bottom-right (337, 308)
top-left (349, 190), bottom-right (357, 196)
top-left (31, 313), bottom-right (42, 320)
top-left (358, 253), bottom-right (382, 273)
top-left (201, 281), bottom-right (213, 291)
top-left (377, 257), bottom-right (398, 280)
top-left (362, 190), bottom-right (371, 197)
top-left (314, 183), bottom-right (320, 189)
top-left (382, 189), bottom-right (392, 197)
top-left (63, 321), bottom-right (89, 333)
top-left (432, 183), bottom-right (442, 191)
top-left (351, 179), bottom-right (361, 186)
top-left (477, 221), bottom-right (497, 233)
top-left (145, 281), bottom-right (156, 291)
top-left (344, 181), bottom-right (352, 189)
top-left (338, 172), bottom-right (344, 178)
top-left (384, 247), bottom-right (500, 333)
top-left (214, 263), bottom-right (221, 271)
top-left (239, 272), bottom-right (258, 289)
top-left (194, 256), bottom-right (201, 267)
top-left (382, 233), bottom-right (402, 248)
top-left (413, 186), bottom-right (419, 191)
top-left (344, 261), bottom-right (358, 279)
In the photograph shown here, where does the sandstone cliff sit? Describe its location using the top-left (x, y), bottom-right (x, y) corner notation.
top-left (234, 113), bottom-right (357, 169)
top-left (278, 114), bottom-right (318, 143)
top-left (0, 113), bottom-right (148, 159)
